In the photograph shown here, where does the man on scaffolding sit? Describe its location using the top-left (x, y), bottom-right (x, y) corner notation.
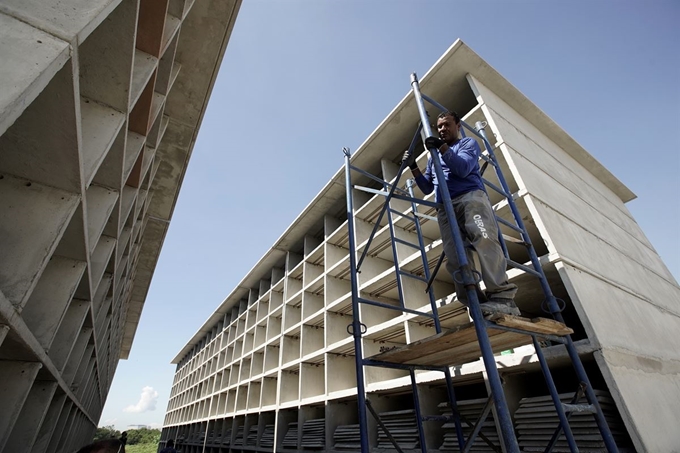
top-left (402, 111), bottom-right (520, 316)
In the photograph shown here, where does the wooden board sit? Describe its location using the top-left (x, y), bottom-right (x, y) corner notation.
top-left (488, 314), bottom-right (574, 336)
top-left (368, 316), bottom-right (571, 367)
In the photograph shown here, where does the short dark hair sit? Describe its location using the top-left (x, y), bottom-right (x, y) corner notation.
top-left (437, 110), bottom-right (460, 123)
top-left (167, 439), bottom-right (175, 447)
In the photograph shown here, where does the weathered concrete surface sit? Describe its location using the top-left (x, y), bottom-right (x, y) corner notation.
top-left (0, 175), bottom-right (80, 309)
top-left (0, 360), bottom-right (42, 450)
top-left (121, 216), bottom-right (167, 357)
top-left (146, 118), bottom-right (193, 220)
top-left (596, 349), bottom-right (680, 452)
top-left (20, 256), bottom-right (87, 349)
top-left (78, 0), bottom-right (136, 113)
top-left (0, 57), bottom-right (82, 194)
top-left (164, 0), bottom-right (240, 130)
top-left (120, 0), bottom-right (243, 359)
top-left (468, 74), bottom-right (635, 206)
top-left (558, 262), bottom-right (680, 362)
top-left (472, 72), bottom-right (680, 452)
top-left (3, 381), bottom-right (58, 453)
top-left (0, 0), bottom-right (122, 44)
top-left (0, 12), bottom-right (70, 137)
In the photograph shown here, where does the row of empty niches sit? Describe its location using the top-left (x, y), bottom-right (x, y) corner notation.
top-left (0, 333), bottom-right (103, 449)
top-left (165, 360), bottom-right (634, 453)
top-left (172, 249), bottom-right (588, 412)
top-left (0, 5), bottom-right (164, 315)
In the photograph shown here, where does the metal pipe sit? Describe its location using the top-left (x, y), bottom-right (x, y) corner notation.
top-left (343, 147), bottom-right (371, 453)
top-left (409, 370), bottom-right (428, 453)
top-left (389, 192), bottom-right (441, 209)
top-left (351, 169), bottom-right (411, 195)
top-left (495, 216), bottom-right (524, 233)
top-left (443, 368), bottom-right (467, 451)
top-left (358, 297), bottom-right (435, 318)
top-left (546, 384), bottom-right (586, 452)
top-left (352, 185), bottom-right (440, 209)
top-left (386, 190), bottom-right (408, 310)
top-left (425, 252), bottom-right (446, 293)
top-left (411, 73), bottom-right (520, 453)
top-left (532, 337), bottom-right (579, 452)
top-left (482, 179), bottom-right (512, 198)
top-left (462, 396), bottom-right (494, 453)
top-left (366, 399), bottom-right (405, 453)
top-left (363, 358), bottom-right (447, 373)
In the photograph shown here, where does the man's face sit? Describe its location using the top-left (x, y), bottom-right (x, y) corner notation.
top-left (436, 115), bottom-right (459, 143)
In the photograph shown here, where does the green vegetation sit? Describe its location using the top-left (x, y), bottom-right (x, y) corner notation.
top-left (93, 426), bottom-right (161, 452)
top-left (125, 427), bottom-right (161, 445)
top-left (94, 425), bottom-right (121, 441)
top-left (126, 444), bottom-right (159, 453)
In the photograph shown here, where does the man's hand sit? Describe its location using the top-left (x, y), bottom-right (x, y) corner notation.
top-left (402, 150), bottom-right (418, 170)
top-left (425, 136), bottom-right (448, 152)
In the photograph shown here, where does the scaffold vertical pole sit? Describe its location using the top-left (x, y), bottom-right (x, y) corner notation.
top-left (343, 147), bottom-right (371, 453)
top-left (410, 73), bottom-right (520, 453)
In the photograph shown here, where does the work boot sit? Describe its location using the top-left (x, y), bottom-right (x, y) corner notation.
top-left (480, 298), bottom-right (521, 316)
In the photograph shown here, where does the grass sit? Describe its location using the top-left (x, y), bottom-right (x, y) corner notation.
top-left (125, 444), bottom-right (158, 453)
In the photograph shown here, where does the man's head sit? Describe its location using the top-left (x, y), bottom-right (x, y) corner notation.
top-left (167, 440), bottom-right (175, 448)
top-left (436, 111), bottom-right (461, 144)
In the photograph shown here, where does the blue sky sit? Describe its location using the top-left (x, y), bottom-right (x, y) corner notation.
top-left (100, 0), bottom-right (680, 429)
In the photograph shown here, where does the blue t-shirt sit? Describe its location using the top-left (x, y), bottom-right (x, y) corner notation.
top-left (414, 137), bottom-right (484, 202)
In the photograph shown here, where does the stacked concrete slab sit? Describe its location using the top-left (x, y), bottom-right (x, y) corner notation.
top-left (161, 41), bottom-right (680, 453)
top-left (0, 0), bottom-right (240, 451)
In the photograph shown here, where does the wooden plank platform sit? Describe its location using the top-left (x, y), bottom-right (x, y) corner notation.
top-left (367, 315), bottom-right (572, 368)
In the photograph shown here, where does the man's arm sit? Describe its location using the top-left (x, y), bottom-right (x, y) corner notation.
top-left (413, 160), bottom-right (434, 194)
top-left (438, 137), bottom-right (480, 178)
top-left (401, 149), bottom-right (434, 194)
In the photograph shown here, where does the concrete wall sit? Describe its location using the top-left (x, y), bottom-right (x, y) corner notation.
top-left (469, 75), bottom-right (680, 452)
top-left (0, 0), bottom-right (240, 451)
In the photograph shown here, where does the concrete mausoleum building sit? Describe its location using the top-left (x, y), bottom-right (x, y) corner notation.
top-left (0, 0), bottom-right (240, 451)
top-left (162, 41), bottom-right (680, 452)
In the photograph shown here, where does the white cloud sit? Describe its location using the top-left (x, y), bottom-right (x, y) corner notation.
top-left (124, 386), bottom-right (159, 413)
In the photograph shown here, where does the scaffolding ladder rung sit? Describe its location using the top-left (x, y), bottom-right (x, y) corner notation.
top-left (507, 259), bottom-right (542, 277)
top-left (414, 211), bottom-right (438, 222)
top-left (501, 234), bottom-right (526, 245)
top-left (398, 270), bottom-right (428, 283)
top-left (495, 216), bottom-right (523, 233)
top-left (397, 212), bottom-right (417, 223)
top-left (393, 237), bottom-right (421, 250)
top-left (483, 178), bottom-right (512, 199)
top-left (357, 297), bottom-right (435, 319)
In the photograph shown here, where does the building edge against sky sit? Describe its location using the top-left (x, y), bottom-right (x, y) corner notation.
top-left (164, 40), bottom-right (680, 452)
top-left (0, 0), bottom-right (241, 451)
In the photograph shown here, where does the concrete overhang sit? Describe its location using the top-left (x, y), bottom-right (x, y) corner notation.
top-left (120, 0), bottom-right (241, 359)
top-left (172, 39), bottom-right (635, 364)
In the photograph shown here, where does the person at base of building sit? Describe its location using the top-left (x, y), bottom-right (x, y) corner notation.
top-left (402, 111), bottom-right (519, 316)
top-left (160, 439), bottom-right (177, 453)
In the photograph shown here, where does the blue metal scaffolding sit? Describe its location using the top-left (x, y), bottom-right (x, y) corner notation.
top-left (342, 73), bottom-right (620, 453)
